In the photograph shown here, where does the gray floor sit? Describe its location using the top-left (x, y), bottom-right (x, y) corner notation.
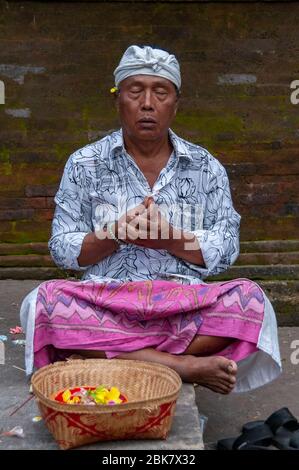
top-left (1, 280), bottom-right (298, 450)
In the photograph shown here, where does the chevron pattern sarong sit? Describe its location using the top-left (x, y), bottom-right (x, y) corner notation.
top-left (34, 278), bottom-right (265, 368)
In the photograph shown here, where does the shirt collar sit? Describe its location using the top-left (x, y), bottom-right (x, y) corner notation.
top-left (168, 129), bottom-right (193, 162)
top-left (108, 128), bottom-right (193, 164)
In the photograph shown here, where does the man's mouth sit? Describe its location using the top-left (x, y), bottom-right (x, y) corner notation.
top-left (138, 118), bottom-right (157, 124)
top-left (137, 118), bottom-right (157, 128)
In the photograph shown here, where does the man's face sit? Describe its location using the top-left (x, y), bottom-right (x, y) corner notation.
top-left (116, 75), bottom-right (178, 142)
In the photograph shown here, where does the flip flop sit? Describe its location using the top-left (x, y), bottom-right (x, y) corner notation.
top-left (217, 423), bottom-right (274, 450)
top-left (272, 430), bottom-right (299, 450)
top-left (242, 407), bottom-right (299, 450)
top-left (243, 407), bottom-right (299, 433)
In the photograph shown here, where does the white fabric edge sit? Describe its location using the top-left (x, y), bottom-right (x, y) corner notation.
top-left (20, 286), bottom-right (39, 376)
top-left (233, 290), bottom-right (282, 393)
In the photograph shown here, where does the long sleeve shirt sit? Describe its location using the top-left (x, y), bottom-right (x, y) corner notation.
top-left (48, 129), bottom-right (241, 283)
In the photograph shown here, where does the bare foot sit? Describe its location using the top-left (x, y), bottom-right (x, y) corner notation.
top-left (66, 353), bottom-right (85, 361)
top-left (176, 355), bottom-right (238, 395)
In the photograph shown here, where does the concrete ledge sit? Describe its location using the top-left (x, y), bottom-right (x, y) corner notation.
top-left (0, 383), bottom-right (203, 450)
top-left (0, 282), bottom-right (203, 449)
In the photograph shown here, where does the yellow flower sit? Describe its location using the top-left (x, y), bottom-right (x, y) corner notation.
top-left (106, 386), bottom-right (121, 403)
top-left (91, 386), bottom-right (122, 404)
top-left (93, 386), bottom-right (109, 404)
top-left (110, 86), bottom-right (118, 94)
top-left (62, 389), bottom-right (71, 403)
top-left (67, 396), bottom-right (81, 404)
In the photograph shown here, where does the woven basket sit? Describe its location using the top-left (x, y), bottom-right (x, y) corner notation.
top-left (31, 359), bottom-right (182, 450)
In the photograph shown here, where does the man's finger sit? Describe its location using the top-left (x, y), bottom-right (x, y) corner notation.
top-left (134, 213), bottom-right (150, 232)
top-left (125, 203), bottom-right (146, 223)
top-left (126, 224), bottom-right (148, 240)
top-left (117, 223), bottom-right (128, 240)
top-left (143, 196), bottom-right (154, 209)
top-left (148, 202), bottom-right (159, 221)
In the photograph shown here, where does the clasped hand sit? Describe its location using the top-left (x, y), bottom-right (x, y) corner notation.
top-left (114, 196), bottom-right (177, 251)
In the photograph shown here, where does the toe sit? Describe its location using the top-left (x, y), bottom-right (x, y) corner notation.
top-left (218, 384), bottom-right (234, 395)
top-left (227, 360), bottom-right (238, 375)
top-left (218, 377), bottom-right (236, 390)
top-left (207, 384), bottom-right (229, 394)
top-left (228, 375), bottom-right (236, 385)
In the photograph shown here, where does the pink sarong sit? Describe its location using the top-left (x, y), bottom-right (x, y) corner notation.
top-left (33, 278), bottom-right (265, 369)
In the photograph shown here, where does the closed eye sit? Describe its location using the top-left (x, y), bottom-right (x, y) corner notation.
top-left (130, 88), bottom-right (142, 94)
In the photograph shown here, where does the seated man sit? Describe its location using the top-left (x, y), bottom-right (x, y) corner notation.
top-left (20, 45), bottom-right (281, 395)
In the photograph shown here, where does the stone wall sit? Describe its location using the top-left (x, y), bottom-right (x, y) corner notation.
top-left (0, 0), bottom-right (299, 246)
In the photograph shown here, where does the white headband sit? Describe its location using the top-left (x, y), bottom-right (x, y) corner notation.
top-left (113, 45), bottom-right (181, 90)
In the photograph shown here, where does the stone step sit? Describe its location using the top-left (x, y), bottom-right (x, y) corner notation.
top-left (237, 252), bottom-right (299, 265)
top-left (1, 252), bottom-right (299, 268)
top-left (0, 385), bottom-right (203, 450)
top-left (1, 240), bottom-right (299, 256)
top-left (1, 264), bottom-right (299, 281)
top-left (0, 254), bottom-right (55, 267)
top-left (0, 243), bottom-right (49, 256)
top-left (258, 280), bottom-right (299, 327)
top-left (240, 240), bottom-right (299, 253)
top-left (0, 267), bottom-right (66, 280)
top-left (207, 264), bottom-right (299, 281)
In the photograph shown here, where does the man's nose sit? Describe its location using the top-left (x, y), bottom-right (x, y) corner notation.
top-left (141, 90), bottom-right (154, 109)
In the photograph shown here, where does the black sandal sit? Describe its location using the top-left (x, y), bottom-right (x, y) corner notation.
top-left (242, 407), bottom-right (299, 450)
top-left (217, 423), bottom-right (274, 450)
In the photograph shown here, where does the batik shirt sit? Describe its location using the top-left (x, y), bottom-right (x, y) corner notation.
top-left (48, 129), bottom-right (241, 283)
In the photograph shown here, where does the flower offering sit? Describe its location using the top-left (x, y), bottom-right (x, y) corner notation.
top-left (54, 386), bottom-right (128, 406)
